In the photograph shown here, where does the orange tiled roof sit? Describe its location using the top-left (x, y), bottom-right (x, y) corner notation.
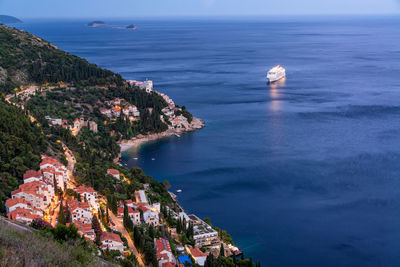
top-left (68, 199), bottom-right (90, 211)
top-left (6, 198), bottom-right (31, 208)
top-left (155, 238), bottom-right (172, 259)
top-left (23, 170), bottom-right (42, 180)
top-left (7, 207), bottom-right (40, 221)
top-left (74, 185), bottom-right (95, 194)
top-left (100, 231), bottom-right (122, 243)
top-left (190, 247), bottom-right (206, 258)
top-left (107, 169), bottom-right (119, 175)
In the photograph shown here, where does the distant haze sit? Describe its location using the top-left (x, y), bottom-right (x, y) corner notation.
top-left (1, 0), bottom-right (400, 19)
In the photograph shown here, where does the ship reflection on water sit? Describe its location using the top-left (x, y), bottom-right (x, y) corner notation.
top-left (268, 77), bottom-right (286, 112)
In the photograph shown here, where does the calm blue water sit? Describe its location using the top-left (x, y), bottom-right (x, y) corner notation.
top-left (18, 17), bottom-right (400, 266)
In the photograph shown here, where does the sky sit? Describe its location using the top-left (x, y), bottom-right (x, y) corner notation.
top-left (1, 0), bottom-right (399, 19)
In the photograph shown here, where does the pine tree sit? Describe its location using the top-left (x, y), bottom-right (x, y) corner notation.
top-left (58, 201), bottom-right (67, 225)
top-left (92, 214), bottom-right (102, 239)
top-left (205, 253), bottom-right (214, 267)
top-left (219, 243), bottom-right (225, 258)
top-left (123, 202), bottom-right (134, 232)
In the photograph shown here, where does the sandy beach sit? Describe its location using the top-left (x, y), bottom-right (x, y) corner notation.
top-left (119, 117), bottom-right (205, 152)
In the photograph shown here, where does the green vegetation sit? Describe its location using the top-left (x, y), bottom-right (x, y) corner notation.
top-left (204, 217), bottom-right (234, 245)
top-left (0, 24), bottom-right (123, 93)
top-left (0, 219), bottom-right (106, 266)
top-left (0, 100), bottom-right (64, 215)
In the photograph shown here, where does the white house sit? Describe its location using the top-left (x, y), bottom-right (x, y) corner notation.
top-left (188, 248), bottom-right (207, 266)
top-left (68, 200), bottom-right (92, 224)
top-left (74, 185), bottom-right (98, 210)
top-left (100, 232), bottom-right (124, 253)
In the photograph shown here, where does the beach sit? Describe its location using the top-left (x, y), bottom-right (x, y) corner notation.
top-left (119, 117), bottom-right (205, 152)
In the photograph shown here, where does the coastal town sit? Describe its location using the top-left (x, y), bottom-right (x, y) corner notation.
top-left (5, 148), bottom-right (242, 266)
top-left (3, 78), bottom-right (243, 266)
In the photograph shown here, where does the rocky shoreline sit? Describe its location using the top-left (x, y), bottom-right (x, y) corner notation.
top-left (119, 117), bottom-right (205, 152)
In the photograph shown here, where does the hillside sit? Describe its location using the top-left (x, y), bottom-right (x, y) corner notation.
top-left (0, 218), bottom-right (114, 266)
top-left (0, 100), bottom-right (65, 214)
top-left (0, 15), bottom-right (22, 24)
top-left (0, 24), bottom-right (123, 94)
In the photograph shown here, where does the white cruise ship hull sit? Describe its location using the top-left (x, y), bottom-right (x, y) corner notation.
top-left (267, 74), bottom-right (285, 83)
top-left (267, 65), bottom-right (286, 83)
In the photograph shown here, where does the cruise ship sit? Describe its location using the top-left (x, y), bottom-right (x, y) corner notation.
top-left (267, 65), bottom-right (286, 83)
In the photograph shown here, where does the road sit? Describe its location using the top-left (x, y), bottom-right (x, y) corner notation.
top-left (108, 208), bottom-right (145, 266)
top-left (64, 145), bottom-right (144, 265)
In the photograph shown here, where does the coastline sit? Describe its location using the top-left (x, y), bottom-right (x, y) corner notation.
top-left (119, 116), bottom-right (205, 152)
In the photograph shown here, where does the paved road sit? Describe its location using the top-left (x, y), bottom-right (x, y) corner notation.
top-left (108, 208), bottom-right (145, 266)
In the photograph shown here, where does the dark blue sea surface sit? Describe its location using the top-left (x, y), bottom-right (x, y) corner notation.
top-left (19, 17), bottom-right (400, 266)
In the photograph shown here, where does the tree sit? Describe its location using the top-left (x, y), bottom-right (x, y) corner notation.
top-left (219, 243), bottom-right (225, 258)
top-left (162, 179), bottom-right (171, 189)
top-left (123, 202), bottom-right (134, 233)
top-left (58, 201), bottom-right (67, 225)
top-left (92, 214), bottom-right (102, 239)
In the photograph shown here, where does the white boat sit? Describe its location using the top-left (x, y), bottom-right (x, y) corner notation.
top-left (267, 65), bottom-right (286, 83)
top-left (176, 189), bottom-right (182, 193)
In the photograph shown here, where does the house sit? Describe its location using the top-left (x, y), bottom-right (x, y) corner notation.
top-left (72, 221), bottom-right (95, 241)
top-left (23, 170), bottom-right (42, 183)
top-left (117, 206), bottom-right (125, 218)
top-left (188, 248), bottom-right (207, 266)
top-left (134, 190), bottom-right (148, 204)
top-left (107, 169), bottom-right (120, 180)
top-left (40, 156), bottom-right (68, 185)
top-left (127, 207), bottom-right (141, 224)
top-left (74, 185), bottom-right (98, 210)
top-left (73, 118), bottom-right (81, 129)
top-left (154, 238), bottom-right (175, 267)
top-left (100, 108), bottom-right (112, 118)
top-left (11, 181), bottom-right (52, 211)
top-left (125, 199), bottom-right (134, 208)
top-left (68, 200), bottom-right (92, 224)
top-left (111, 106), bottom-right (121, 117)
top-left (5, 198), bottom-right (32, 214)
top-left (128, 80), bottom-right (153, 93)
top-left (128, 105), bottom-right (140, 117)
top-left (88, 121), bottom-right (98, 133)
top-left (143, 209), bottom-right (159, 227)
top-left (100, 232), bottom-right (124, 253)
top-left (7, 208), bottom-right (41, 223)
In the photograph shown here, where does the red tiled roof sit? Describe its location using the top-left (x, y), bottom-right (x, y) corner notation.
top-left (7, 208), bottom-right (40, 221)
top-left (107, 169), bottom-right (120, 175)
top-left (162, 262), bottom-right (175, 267)
top-left (14, 181), bottom-right (46, 198)
top-left (68, 199), bottom-right (90, 211)
top-left (100, 232), bottom-right (122, 243)
top-left (74, 185), bottom-right (95, 194)
top-left (23, 170), bottom-right (41, 180)
top-left (190, 248), bottom-right (206, 258)
top-left (127, 206), bottom-right (139, 214)
top-left (6, 198), bottom-right (31, 208)
top-left (154, 238), bottom-right (172, 259)
top-left (117, 206), bottom-right (124, 217)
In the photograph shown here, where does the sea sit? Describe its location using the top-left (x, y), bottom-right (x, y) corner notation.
top-left (17, 16), bottom-right (400, 266)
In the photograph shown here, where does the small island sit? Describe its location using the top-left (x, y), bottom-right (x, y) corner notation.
top-left (0, 15), bottom-right (22, 24)
top-left (126, 24), bottom-right (138, 30)
top-left (87, 20), bottom-right (107, 27)
top-left (112, 24), bottom-right (138, 30)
